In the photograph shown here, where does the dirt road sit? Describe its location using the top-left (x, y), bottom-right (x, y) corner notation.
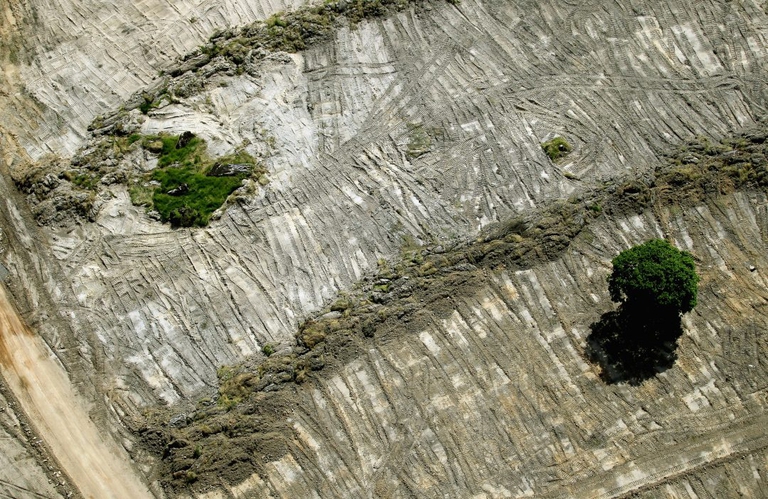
top-left (0, 284), bottom-right (153, 499)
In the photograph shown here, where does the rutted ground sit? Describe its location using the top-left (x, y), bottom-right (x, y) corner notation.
top-left (167, 188), bottom-right (768, 497)
top-left (0, 0), bottom-right (314, 159)
top-left (0, 285), bottom-right (153, 499)
top-left (0, 388), bottom-right (63, 499)
top-left (0, 0), bottom-right (768, 497)
top-left (36, 0), bottom-right (768, 414)
top-left (140, 130), bottom-right (768, 493)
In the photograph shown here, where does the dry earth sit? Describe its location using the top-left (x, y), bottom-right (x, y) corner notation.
top-left (0, 0), bottom-right (767, 497)
top-left (182, 189), bottom-right (768, 498)
top-left (0, 284), bottom-right (152, 499)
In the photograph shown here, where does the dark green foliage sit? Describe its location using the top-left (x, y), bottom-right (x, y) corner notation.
top-left (152, 167), bottom-right (245, 227)
top-left (541, 136), bottom-right (572, 161)
top-left (608, 239), bottom-right (699, 314)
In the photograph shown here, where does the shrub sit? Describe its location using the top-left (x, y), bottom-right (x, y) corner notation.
top-left (541, 137), bottom-right (572, 161)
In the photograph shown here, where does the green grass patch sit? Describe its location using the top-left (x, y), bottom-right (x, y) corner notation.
top-left (152, 167), bottom-right (245, 227)
top-left (126, 133), bottom-right (263, 227)
top-left (542, 137), bottom-right (572, 162)
top-left (148, 135), bottom-right (206, 168)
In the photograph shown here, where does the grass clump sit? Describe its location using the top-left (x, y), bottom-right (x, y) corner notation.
top-left (128, 133), bottom-right (265, 227)
top-left (542, 136), bottom-right (572, 161)
top-left (129, 184), bottom-right (154, 207)
top-left (148, 134), bottom-right (205, 168)
top-left (151, 168), bottom-right (244, 227)
top-left (71, 173), bottom-right (100, 191)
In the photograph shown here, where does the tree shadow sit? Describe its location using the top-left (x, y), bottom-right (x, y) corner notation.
top-left (585, 302), bottom-right (683, 385)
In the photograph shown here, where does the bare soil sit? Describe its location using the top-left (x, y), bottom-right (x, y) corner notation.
top-left (0, 284), bottom-right (152, 499)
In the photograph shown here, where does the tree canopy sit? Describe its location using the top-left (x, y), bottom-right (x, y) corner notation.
top-left (608, 239), bottom-right (699, 314)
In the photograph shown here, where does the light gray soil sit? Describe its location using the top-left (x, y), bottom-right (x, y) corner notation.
top-left (0, 0), bottom-right (768, 497)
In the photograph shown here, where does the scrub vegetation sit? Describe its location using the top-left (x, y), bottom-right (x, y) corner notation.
top-left (541, 136), bottom-right (572, 161)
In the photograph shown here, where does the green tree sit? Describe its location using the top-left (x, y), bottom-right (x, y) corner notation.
top-left (608, 239), bottom-right (699, 314)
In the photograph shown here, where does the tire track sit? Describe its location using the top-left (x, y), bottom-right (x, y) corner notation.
top-left (0, 284), bottom-right (152, 499)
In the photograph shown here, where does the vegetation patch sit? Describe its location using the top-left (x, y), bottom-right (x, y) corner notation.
top-left (655, 131), bottom-right (768, 204)
top-left (137, 126), bottom-right (768, 493)
top-left (130, 133), bottom-right (266, 227)
top-left (586, 239), bottom-right (699, 385)
top-left (608, 239), bottom-right (699, 314)
top-left (39, 131), bottom-right (268, 228)
top-left (205, 0), bottom-right (440, 57)
top-left (89, 0), bottom-right (460, 131)
top-left (151, 168), bottom-right (245, 227)
top-left (541, 136), bottom-right (572, 161)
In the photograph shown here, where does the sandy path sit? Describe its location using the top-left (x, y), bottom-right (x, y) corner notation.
top-left (0, 284), bottom-right (153, 499)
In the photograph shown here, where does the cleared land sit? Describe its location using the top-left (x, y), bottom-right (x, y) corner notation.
top-left (0, 285), bottom-right (152, 499)
top-left (0, 0), bottom-right (767, 497)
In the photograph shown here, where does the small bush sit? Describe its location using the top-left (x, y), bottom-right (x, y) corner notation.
top-left (262, 344), bottom-right (275, 357)
top-left (542, 137), bottom-right (572, 161)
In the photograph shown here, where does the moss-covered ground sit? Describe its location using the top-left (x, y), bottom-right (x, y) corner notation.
top-left (541, 136), bottom-right (572, 161)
